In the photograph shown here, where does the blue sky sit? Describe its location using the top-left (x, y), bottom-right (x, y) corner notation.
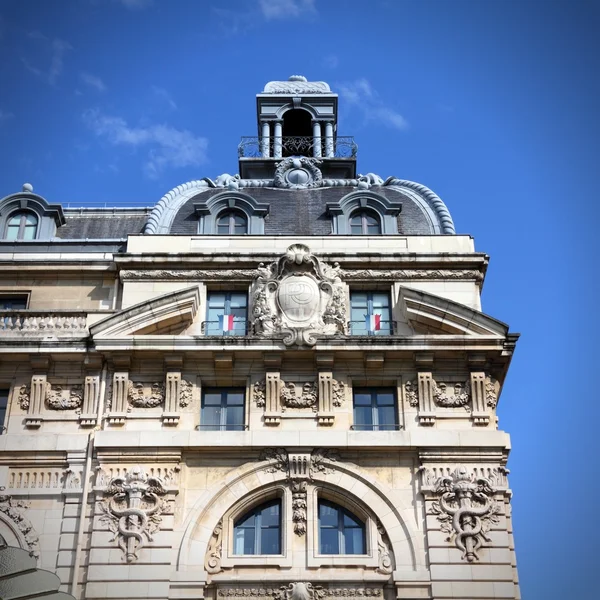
top-left (1, 0), bottom-right (598, 597)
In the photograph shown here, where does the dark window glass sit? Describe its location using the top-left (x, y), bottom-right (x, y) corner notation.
top-left (6, 212), bottom-right (38, 240)
top-left (350, 291), bottom-right (391, 335)
top-left (234, 499), bottom-right (281, 555)
top-left (216, 211), bottom-right (248, 235)
top-left (206, 292), bottom-right (247, 336)
top-left (349, 211), bottom-right (381, 235)
top-left (0, 296), bottom-right (28, 310)
top-left (0, 388), bottom-right (8, 433)
top-left (201, 388), bottom-right (245, 431)
top-left (353, 388), bottom-right (398, 431)
top-left (318, 500), bottom-right (365, 555)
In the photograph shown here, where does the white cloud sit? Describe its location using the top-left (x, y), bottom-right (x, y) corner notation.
top-left (81, 72), bottom-right (106, 92)
top-left (337, 78), bottom-right (408, 131)
top-left (115, 0), bottom-right (153, 9)
top-left (0, 109), bottom-right (14, 122)
top-left (152, 86), bottom-right (177, 110)
top-left (83, 109), bottom-right (208, 178)
top-left (258, 0), bottom-right (316, 20)
top-left (22, 35), bottom-right (72, 86)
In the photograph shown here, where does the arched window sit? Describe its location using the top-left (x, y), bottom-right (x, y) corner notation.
top-left (349, 210), bottom-right (381, 235)
top-left (216, 210), bottom-right (248, 235)
top-left (5, 211), bottom-right (38, 240)
top-left (318, 500), bottom-right (365, 554)
top-left (234, 499), bottom-right (281, 555)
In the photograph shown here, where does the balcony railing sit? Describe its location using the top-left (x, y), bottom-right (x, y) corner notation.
top-left (195, 424), bottom-right (248, 431)
top-left (201, 320), bottom-right (250, 336)
top-left (238, 136), bottom-right (357, 159)
top-left (0, 311), bottom-right (88, 336)
top-left (347, 320), bottom-right (397, 336)
top-left (350, 424), bottom-right (402, 431)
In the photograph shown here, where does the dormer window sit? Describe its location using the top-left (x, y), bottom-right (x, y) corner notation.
top-left (5, 211), bottom-right (38, 240)
top-left (217, 210), bottom-right (248, 235)
top-left (349, 210), bottom-right (381, 235)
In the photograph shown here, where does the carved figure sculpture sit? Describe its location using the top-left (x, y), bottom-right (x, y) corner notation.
top-left (429, 466), bottom-right (501, 562)
top-left (98, 466), bottom-right (168, 562)
top-left (251, 244), bottom-right (347, 346)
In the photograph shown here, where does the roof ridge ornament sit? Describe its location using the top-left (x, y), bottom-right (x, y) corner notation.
top-left (263, 77), bottom-right (332, 94)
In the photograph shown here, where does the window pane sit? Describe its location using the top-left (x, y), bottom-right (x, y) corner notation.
top-left (343, 512), bottom-right (362, 528)
top-left (377, 406), bottom-right (396, 430)
top-left (234, 526), bottom-right (255, 555)
top-left (229, 293), bottom-right (247, 308)
top-left (22, 225), bottom-right (36, 240)
top-left (208, 293), bottom-right (226, 308)
top-left (261, 502), bottom-right (279, 526)
top-left (203, 392), bottom-right (222, 406)
top-left (0, 388), bottom-right (8, 433)
top-left (201, 405), bottom-right (221, 430)
top-left (376, 392), bottom-right (395, 406)
top-left (236, 511), bottom-right (255, 528)
top-left (261, 527), bottom-right (280, 554)
top-left (319, 502), bottom-right (338, 527)
top-left (6, 223), bottom-right (19, 241)
top-left (226, 392), bottom-right (244, 406)
top-left (226, 405), bottom-right (244, 430)
top-left (320, 527), bottom-right (339, 554)
top-left (354, 392), bottom-right (371, 406)
top-left (344, 527), bottom-right (365, 554)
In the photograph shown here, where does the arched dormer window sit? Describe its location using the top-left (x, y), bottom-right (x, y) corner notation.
top-left (5, 211), bottom-right (38, 240)
top-left (349, 210), bottom-right (381, 235)
top-left (233, 499), bottom-right (281, 555)
top-left (194, 191), bottom-right (269, 235)
top-left (318, 500), bottom-right (365, 554)
top-left (216, 210), bottom-right (248, 235)
top-left (326, 190), bottom-right (402, 235)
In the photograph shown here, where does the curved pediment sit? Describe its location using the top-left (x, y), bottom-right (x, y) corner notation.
top-left (399, 287), bottom-right (508, 337)
top-left (90, 286), bottom-right (200, 338)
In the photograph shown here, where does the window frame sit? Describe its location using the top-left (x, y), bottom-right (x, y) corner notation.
top-left (216, 210), bottom-right (248, 235)
top-left (0, 387), bottom-right (9, 434)
top-left (349, 290), bottom-right (393, 336)
top-left (0, 293), bottom-right (30, 310)
top-left (200, 387), bottom-right (246, 431)
top-left (352, 387), bottom-right (399, 431)
top-left (5, 211), bottom-right (39, 241)
top-left (204, 290), bottom-right (248, 336)
top-left (233, 498), bottom-right (282, 555)
top-left (349, 210), bottom-right (382, 235)
top-left (318, 499), bottom-right (366, 555)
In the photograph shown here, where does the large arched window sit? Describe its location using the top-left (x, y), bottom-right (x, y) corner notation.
top-left (349, 210), bottom-right (381, 235)
top-left (234, 499), bottom-right (281, 555)
top-left (318, 500), bottom-right (365, 555)
top-left (5, 211), bottom-right (38, 240)
top-left (216, 210), bottom-right (248, 235)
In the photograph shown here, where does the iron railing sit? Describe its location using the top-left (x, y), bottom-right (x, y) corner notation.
top-left (347, 320), bottom-right (396, 336)
top-left (201, 320), bottom-right (250, 336)
top-left (195, 424), bottom-right (248, 431)
top-left (350, 424), bottom-right (402, 431)
top-left (238, 136), bottom-right (357, 159)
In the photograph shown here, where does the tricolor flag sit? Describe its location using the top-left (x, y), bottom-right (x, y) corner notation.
top-left (218, 314), bottom-right (235, 332)
top-left (365, 313), bottom-right (381, 332)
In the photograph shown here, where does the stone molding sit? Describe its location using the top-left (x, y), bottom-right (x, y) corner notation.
top-left (217, 584), bottom-right (383, 600)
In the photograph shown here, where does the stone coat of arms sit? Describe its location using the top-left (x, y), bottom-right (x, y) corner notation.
top-left (252, 244), bottom-right (346, 346)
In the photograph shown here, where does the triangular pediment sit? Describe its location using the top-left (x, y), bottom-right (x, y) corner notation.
top-left (399, 287), bottom-right (508, 337)
top-left (90, 286), bottom-right (200, 339)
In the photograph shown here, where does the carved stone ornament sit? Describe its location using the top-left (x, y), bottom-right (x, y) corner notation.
top-left (281, 382), bottom-right (317, 411)
top-left (263, 75), bottom-right (332, 94)
top-left (331, 379), bottom-right (345, 407)
top-left (428, 466), bottom-right (501, 562)
top-left (0, 492), bottom-right (40, 558)
top-left (253, 379), bottom-right (266, 407)
top-left (45, 383), bottom-right (83, 411)
top-left (17, 385), bottom-right (30, 410)
top-left (218, 585), bottom-right (383, 600)
top-left (97, 465), bottom-right (170, 562)
top-left (179, 379), bottom-right (193, 407)
top-left (127, 381), bottom-right (165, 408)
top-left (404, 380), bottom-right (418, 407)
top-left (485, 376), bottom-right (499, 408)
top-left (252, 244), bottom-right (346, 346)
top-left (433, 380), bottom-right (471, 409)
top-left (376, 521), bottom-right (393, 574)
top-left (291, 480), bottom-right (308, 535)
top-left (205, 519), bottom-right (223, 574)
top-left (274, 157), bottom-right (323, 189)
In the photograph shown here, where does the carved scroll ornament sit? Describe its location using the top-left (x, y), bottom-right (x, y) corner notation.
top-left (251, 244), bottom-right (346, 346)
top-left (97, 465), bottom-right (170, 562)
top-left (428, 466), bottom-right (501, 562)
top-left (0, 493), bottom-right (40, 558)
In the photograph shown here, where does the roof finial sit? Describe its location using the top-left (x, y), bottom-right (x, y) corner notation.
top-left (22, 183), bottom-right (33, 192)
top-left (288, 75), bottom-right (307, 82)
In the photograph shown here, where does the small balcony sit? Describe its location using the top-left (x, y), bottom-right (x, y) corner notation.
top-left (238, 136), bottom-right (357, 159)
top-left (0, 311), bottom-right (89, 337)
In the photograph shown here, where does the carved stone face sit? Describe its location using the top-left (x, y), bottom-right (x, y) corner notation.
top-left (454, 383), bottom-right (463, 395)
top-left (277, 275), bottom-right (320, 323)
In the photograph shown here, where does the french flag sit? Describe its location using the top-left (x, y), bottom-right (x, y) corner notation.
top-left (219, 314), bottom-right (235, 332)
top-left (365, 313), bottom-right (381, 332)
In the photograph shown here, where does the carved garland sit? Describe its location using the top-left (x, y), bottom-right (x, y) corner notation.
top-left (0, 493), bottom-right (40, 558)
top-left (433, 380), bottom-right (471, 409)
top-left (127, 382), bottom-right (165, 408)
top-left (281, 382), bottom-right (317, 412)
top-left (404, 380), bottom-right (418, 407)
top-left (18, 383), bottom-right (83, 411)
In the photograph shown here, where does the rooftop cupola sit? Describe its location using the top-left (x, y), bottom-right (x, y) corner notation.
top-left (238, 75), bottom-right (357, 180)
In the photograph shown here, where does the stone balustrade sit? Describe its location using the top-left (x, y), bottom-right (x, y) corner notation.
top-left (0, 311), bottom-right (88, 336)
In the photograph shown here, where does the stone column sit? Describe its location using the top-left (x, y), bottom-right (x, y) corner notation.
top-left (312, 120), bottom-right (322, 157)
top-left (324, 121), bottom-right (334, 157)
top-left (273, 120), bottom-right (283, 158)
top-left (264, 371), bottom-right (281, 425)
top-left (260, 121), bottom-right (270, 158)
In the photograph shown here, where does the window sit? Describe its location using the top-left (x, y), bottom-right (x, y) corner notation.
top-left (5, 212), bottom-right (38, 240)
top-left (205, 292), bottom-right (248, 336)
top-left (0, 388), bottom-right (8, 433)
top-left (353, 388), bottom-right (398, 431)
top-left (350, 291), bottom-right (392, 335)
top-left (318, 500), bottom-right (365, 555)
top-left (217, 210), bottom-right (248, 235)
top-left (349, 210), bottom-right (381, 235)
top-left (0, 295), bottom-right (28, 310)
top-left (234, 499), bottom-right (281, 555)
top-left (201, 388), bottom-right (245, 431)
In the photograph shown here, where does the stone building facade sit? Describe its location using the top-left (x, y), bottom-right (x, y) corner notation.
top-left (0, 76), bottom-right (520, 600)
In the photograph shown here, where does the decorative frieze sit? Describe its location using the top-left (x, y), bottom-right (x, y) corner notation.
top-left (0, 493), bottom-right (40, 558)
top-left (217, 584), bottom-right (383, 600)
top-left (427, 466), bottom-right (502, 562)
top-left (97, 465), bottom-right (171, 563)
top-left (46, 384), bottom-right (83, 410)
top-left (127, 382), bottom-right (165, 408)
top-left (432, 380), bottom-right (471, 409)
top-left (7, 468), bottom-right (65, 491)
top-left (281, 382), bottom-right (317, 411)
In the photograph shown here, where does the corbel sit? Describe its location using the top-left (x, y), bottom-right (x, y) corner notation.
top-left (163, 354), bottom-right (184, 426)
top-left (264, 371), bottom-right (281, 425)
top-left (24, 354), bottom-right (51, 428)
top-left (80, 354), bottom-right (103, 427)
top-left (468, 353), bottom-right (490, 426)
top-left (414, 352), bottom-right (435, 426)
top-left (317, 371), bottom-right (335, 426)
top-left (107, 354), bottom-right (130, 426)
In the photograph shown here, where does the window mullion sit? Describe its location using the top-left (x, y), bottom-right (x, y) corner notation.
top-left (255, 511), bottom-right (261, 554)
top-left (372, 392), bottom-right (380, 430)
top-left (18, 215), bottom-right (26, 240)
